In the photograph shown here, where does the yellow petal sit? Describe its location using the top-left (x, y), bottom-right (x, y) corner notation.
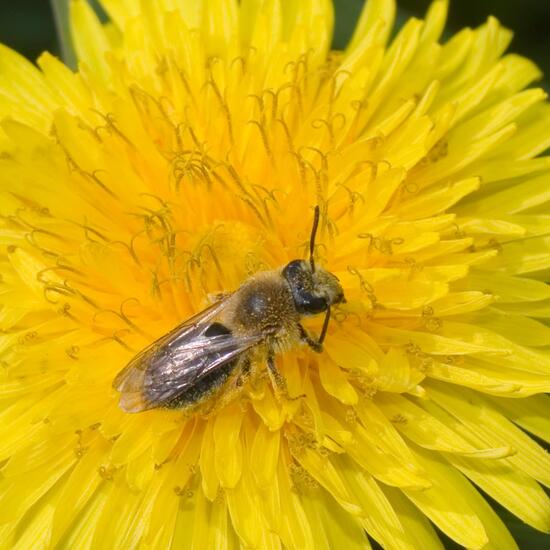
top-left (348, 0), bottom-right (395, 55)
top-left (207, 496), bottom-right (234, 550)
top-left (403, 447), bottom-right (489, 549)
top-left (301, 490), bottom-right (369, 550)
top-left (0, 44), bottom-right (57, 129)
top-left (37, 52), bottom-right (93, 118)
top-left (251, 422), bottom-right (281, 488)
top-left (488, 394), bottom-right (550, 443)
top-left (202, 0), bottom-right (239, 57)
top-left (344, 422), bottom-right (431, 489)
top-left (251, 381), bottom-right (287, 430)
top-left (466, 171), bottom-right (550, 216)
top-left (226, 459), bottom-right (265, 548)
top-left (214, 403), bottom-right (244, 488)
top-left (100, 0), bottom-right (140, 28)
top-left (355, 397), bottom-right (418, 466)
top-left (292, 447), bottom-right (362, 515)
top-left (448, 452), bottom-right (550, 534)
top-left (426, 358), bottom-right (550, 397)
top-left (397, 177), bottom-right (480, 219)
top-left (109, 414), bottom-right (153, 466)
top-left (50, 438), bottom-right (109, 545)
top-left (70, 0), bottom-right (112, 80)
top-left (367, 321), bottom-right (506, 355)
top-left (467, 271), bottom-right (550, 303)
top-left (270, 457), bottom-right (315, 550)
top-left (377, 393), bottom-right (500, 455)
top-left (0, 447), bottom-right (76, 523)
top-left (456, 309), bottom-right (550, 347)
top-left (12, 500), bottom-right (55, 550)
top-left (318, 356), bottom-right (358, 405)
top-left (418, 450), bottom-right (519, 550)
top-left (420, 0), bottom-right (448, 45)
top-left (247, 0), bottom-right (283, 61)
top-left (382, 486), bottom-right (444, 550)
top-left (484, 235), bottom-right (550, 275)
top-left (376, 347), bottom-right (418, 393)
top-left (142, 463), bottom-right (181, 548)
top-left (337, 457), bottom-right (416, 550)
top-left (426, 382), bottom-right (550, 487)
top-left (438, 320), bottom-right (550, 374)
top-left (199, 419), bottom-right (219, 501)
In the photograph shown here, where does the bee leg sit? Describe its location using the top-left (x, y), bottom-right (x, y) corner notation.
top-left (298, 324), bottom-right (323, 353)
top-left (267, 354), bottom-right (305, 403)
top-left (199, 358), bottom-right (251, 416)
top-left (235, 358), bottom-right (252, 388)
top-left (298, 306), bottom-right (331, 353)
top-left (267, 353), bottom-right (290, 396)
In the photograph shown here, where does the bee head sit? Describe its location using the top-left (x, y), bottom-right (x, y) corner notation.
top-left (282, 206), bottom-right (345, 315)
top-left (282, 259), bottom-right (346, 315)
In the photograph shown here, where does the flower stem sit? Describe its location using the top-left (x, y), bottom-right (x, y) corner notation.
top-left (50, 0), bottom-right (77, 69)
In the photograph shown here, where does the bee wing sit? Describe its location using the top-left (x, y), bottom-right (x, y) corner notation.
top-left (116, 332), bottom-right (262, 413)
top-left (113, 296), bottom-right (263, 412)
top-left (113, 297), bottom-right (230, 392)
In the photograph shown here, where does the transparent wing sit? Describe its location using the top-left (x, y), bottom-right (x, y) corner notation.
top-left (113, 298), bottom-right (227, 389)
top-left (113, 297), bottom-right (262, 412)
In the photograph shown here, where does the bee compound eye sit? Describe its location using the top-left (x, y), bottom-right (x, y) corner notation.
top-left (297, 293), bottom-right (327, 314)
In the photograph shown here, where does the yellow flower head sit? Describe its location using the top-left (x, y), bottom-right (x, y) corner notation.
top-left (1, 0), bottom-right (550, 547)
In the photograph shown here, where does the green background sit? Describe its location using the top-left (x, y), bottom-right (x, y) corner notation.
top-left (0, 1), bottom-right (549, 548)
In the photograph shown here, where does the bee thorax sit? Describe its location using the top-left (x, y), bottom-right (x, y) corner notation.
top-left (224, 274), bottom-right (297, 334)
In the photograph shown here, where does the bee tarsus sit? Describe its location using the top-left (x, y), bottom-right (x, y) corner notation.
top-left (297, 323), bottom-right (324, 353)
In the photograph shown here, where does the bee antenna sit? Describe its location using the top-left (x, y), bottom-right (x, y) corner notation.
top-left (309, 205), bottom-right (320, 272)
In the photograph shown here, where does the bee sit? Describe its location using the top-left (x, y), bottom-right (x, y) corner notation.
top-left (113, 206), bottom-right (345, 413)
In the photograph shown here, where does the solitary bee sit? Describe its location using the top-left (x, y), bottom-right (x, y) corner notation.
top-left (113, 206), bottom-right (346, 413)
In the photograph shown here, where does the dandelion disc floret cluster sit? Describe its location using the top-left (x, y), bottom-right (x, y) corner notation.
top-left (1, 0), bottom-right (550, 547)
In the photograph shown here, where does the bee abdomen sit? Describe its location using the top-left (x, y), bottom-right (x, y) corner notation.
top-left (164, 361), bottom-right (236, 409)
top-left (163, 321), bottom-right (237, 409)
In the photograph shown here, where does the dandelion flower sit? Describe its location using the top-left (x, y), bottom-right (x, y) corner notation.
top-left (1, 0), bottom-right (550, 547)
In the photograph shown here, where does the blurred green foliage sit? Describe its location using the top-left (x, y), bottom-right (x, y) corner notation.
top-left (0, 1), bottom-right (58, 60)
top-left (0, 1), bottom-right (549, 548)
